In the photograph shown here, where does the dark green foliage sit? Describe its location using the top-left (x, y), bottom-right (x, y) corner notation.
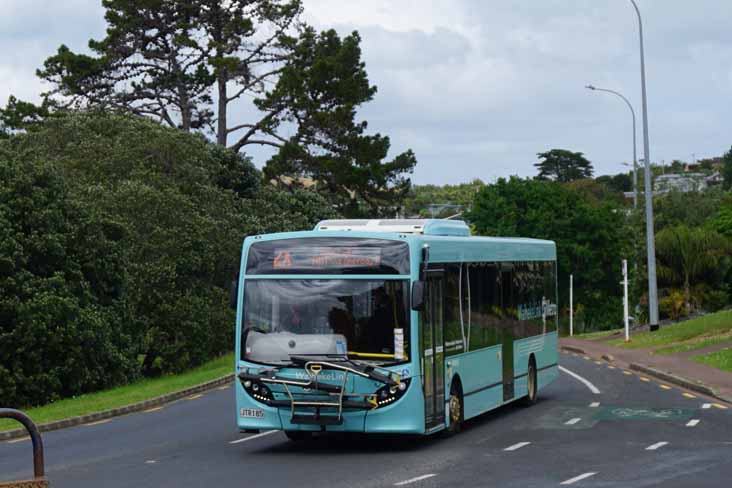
top-left (596, 172), bottom-right (632, 193)
top-left (467, 177), bottom-right (626, 328)
top-left (259, 28), bottom-right (417, 217)
top-left (654, 187), bottom-right (724, 231)
top-left (535, 149), bottom-right (594, 182)
top-left (723, 146), bottom-right (732, 191)
top-left (404, 180), bottom-right (484, 217)
top-left (0, 112), bottom-right (334, 406)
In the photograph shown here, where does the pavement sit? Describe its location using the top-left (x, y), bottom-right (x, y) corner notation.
top-left (2, 352), bottom-right (732, 487)
top-left (561, 333), bottom-right (732, 403)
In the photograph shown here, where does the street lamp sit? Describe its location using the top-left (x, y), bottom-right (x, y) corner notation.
top-left (585, 84), bottom-right (638, 208)
top-left (629, 0), bottom-right (660, 331)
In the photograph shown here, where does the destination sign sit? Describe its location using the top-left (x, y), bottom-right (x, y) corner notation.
top-left (273, 247), bottom-right (382, 270)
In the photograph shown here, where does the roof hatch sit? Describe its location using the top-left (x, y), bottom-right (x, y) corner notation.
top-left (314, 219), bottom-right (471, 237)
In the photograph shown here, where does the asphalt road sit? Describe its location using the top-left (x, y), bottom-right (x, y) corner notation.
top-left (2, 351), bottom-right (731, 487)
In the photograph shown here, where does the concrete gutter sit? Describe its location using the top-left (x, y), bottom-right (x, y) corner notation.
top-left (0, 374), bottom-right (234, 442)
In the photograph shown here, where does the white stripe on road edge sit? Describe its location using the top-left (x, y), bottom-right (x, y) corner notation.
top-left (589, 402), bottom-right (600, 408)
top-left (559, 366), bottom-right (601, 394)
top-left (394, 474), bottom-right (437, 486)
top-left (560, 472), bottom-right (597, 485)
top-left (702, 403), bottom-right (712, 409)
top-left (229, 430), bottom-right (278, 444)
top-left (85, 418), bottom-right (112, 427)
top-left (646, 442), bottom-right (668, 451)
top-left (7, 436), bottom-right (30, 444)
top-left (686, 419), bottom-right (700, 427)
top-left (504, 442), bottom-right (531, 451)
top-left (565, 418), bottom-right (581, 425)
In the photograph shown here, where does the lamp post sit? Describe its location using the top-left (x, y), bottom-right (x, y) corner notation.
top-left (585, 84), bottom-right (638, 209)
top-left (630, 0), bottom-right (659, 331)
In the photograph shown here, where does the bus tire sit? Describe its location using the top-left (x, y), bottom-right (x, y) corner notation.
top-left (447, 380), bottom-right (464, 434)
top-left (285, 431), bottom-right (312, 442)
top-left (522, 356), bottom-right (538, 406)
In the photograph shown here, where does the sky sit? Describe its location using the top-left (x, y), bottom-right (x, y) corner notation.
top-left (1, 1), bottom-right (731, 185)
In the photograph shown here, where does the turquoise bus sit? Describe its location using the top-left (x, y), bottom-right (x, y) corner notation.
top-left (233, 219), bottom-right (558, 439)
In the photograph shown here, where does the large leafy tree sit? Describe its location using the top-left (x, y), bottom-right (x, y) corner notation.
top-left (535, 149), bottom-right (594, 182)
top-left (259, 28), bottom-right (417, 217)
top-left (467, 177), bottom-right (626, 328)
top-left (723, 146), bottom-right (732, 191)
top-left (37, 0), bottom-right (301, 147)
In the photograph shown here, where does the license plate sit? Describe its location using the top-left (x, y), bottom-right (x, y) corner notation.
top-left (240, 408), bottom-right (264, 418)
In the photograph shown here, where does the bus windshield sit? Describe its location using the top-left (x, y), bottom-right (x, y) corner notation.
top-left (242, 279), bottom-right (409, 366)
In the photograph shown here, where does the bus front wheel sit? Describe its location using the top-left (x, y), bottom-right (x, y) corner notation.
top-left (447, 382), bottom-right (464, 434)
top-left (522, 357), bottom-right (538, 406)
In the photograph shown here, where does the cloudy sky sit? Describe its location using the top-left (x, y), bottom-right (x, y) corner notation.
top-left (2, 1), bottom-right (731, 184)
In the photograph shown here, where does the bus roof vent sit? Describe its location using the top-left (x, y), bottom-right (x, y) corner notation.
top-left (314, 219), bottom-right (471, 236)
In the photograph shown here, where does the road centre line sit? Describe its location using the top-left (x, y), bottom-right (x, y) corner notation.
top-left (394, 474), bottom-right (437, 486)
top-left (589, 402), bottom-right (600, 408)
top-left (559, 366), bottom-right (601, 394)
top-left (686, 419), bottom-right (700, 427)
top-left (565, 418), bottom-right (581, 425)
top-left (504, 442), bottom-right (531, 451)
top-left (702, 403), bottom-right (712, 409)
top-left (560, 472), bottom-right (597, 485)
top-left (646, 442), bottom-right (668, 451)
top-left (229, 430), bottom-right (277, 444)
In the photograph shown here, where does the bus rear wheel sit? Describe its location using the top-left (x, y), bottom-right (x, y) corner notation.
top-left (522, 358), bottom-right (538, 406)
top-left (447, 383), bottom-right (464, 434)
top-left (285, 431), bottom-right (312, 442)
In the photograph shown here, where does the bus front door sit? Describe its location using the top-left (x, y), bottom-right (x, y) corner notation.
top-left (423, 271), bottom-right (445, 430)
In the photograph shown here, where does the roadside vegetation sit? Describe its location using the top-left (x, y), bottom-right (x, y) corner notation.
top-left (0, 354), bottom-right (233, 433)
top-left (691, 348), bottom-right (732, 372)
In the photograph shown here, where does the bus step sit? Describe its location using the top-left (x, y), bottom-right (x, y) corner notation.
top-left (291, 414), bottom-right (343, 426)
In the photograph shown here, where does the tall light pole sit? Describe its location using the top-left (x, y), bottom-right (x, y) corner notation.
top-left (585, 84), bottom-right (638, 208)
top-left (630, 0), bottom-right (659, 331)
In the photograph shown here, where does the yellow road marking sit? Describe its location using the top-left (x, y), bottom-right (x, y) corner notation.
top-left (583, 356), bottom-right (591, 360)
top-left (623, 370), bottom-right (633, 375)
top-left (186, 394), bottom-right (203, 400)
top-left (7, 436), bottom-right (29, 444)
top-left (659, 384), bottom-right (672, 390)
top-left (143, 406), bottom-right (164, 413)
top-left (712, 403), bottom-right (728, 410)
top-left (607, 365), bottom-right (616, 370)
top-left (682, 392), bottom-right (696, 399)
top-left (217, 385), bottom-right (230, 390)
top-left (86, 418), bottom-right (112, 426)
top-left (639, 377), bottom-right (651, 382)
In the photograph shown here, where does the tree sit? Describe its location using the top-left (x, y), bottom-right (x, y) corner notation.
top-left (259, 28), bottom-right (417, 217)
top-left (466, 177), bottom-right (627, 329)
top-left (596, 172), bottom-right (632, 194)
top-left (404, 179), bottom-right (484, 218)
top-left (534, 149), bottom-right (594, 182)
top-left (723, 146), bottom-right (732, 191)
top-left (38, 0), bottom-right (301, 147)
top-left (655, 225), bottom-right (730, 314)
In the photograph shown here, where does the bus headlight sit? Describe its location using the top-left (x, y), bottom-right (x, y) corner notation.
top-left (374, 379), bottom-right (411, 408)
top-left (242, 379), bottom-right (274, 403)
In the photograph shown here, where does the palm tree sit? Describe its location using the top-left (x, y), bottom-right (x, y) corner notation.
top-left (655, 225), bottom-right (730, 314)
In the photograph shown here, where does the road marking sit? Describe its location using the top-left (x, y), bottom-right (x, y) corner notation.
top-left (7, 436), bottom-right (29, 444)
top-left (504, 442), bottom-right (531, 451)
top-left (560, 472), bottom-right (597, 485)
top-left (559, 366), bottom-right (601, 394)
top-left (659, 384), bottom-right (672, 390)
top-left (565, 417), bottom-right (581, 425)
top-left (639, 377), bottom-right (651, 382)
top-left (682, 393), bottom-right (696, 399)
top-left (144, 406), bottom-right (164, 413)
top-left (229, 430), bottom-right (277, 444)
top-left (86, 418), bottom-right (112, 426)
top-left (646, 442), bottom-right (668, 450)
top-left (686, 419), bottom-right (700, 427)
top-left (145, 460), bottom-right (158, 464)
top-left (594, 361), bottom-right (603, 365)
top-left (607, 365), bottom-right (616, 370)
top-left (712, 403), bottom-right (728, 410)
top-left (702, 403), bottom-right (712, 409)
top-left (217, 385), bottom-right (230, 390)
top-left (623, 370), bottom-right (633, 375)
top-left (589, 402), bottom-right (600, 408)
top-left (186, 394), bottom-right (203, 400)
top-left (394, 474), bottom-right (437, 486)
top-left (583, 356), bottom-right (591, 360)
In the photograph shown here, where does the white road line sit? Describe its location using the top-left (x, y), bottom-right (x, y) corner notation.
top-left (504, 442), bottom-right (531, 451)
top-left (702, 403), bottom-right (712, 409)
top-left (565, 418), bottom-right (581, 425)
top-left (7, 436), bottom-right (29, 444)
top-left (645, 442), bottom-right (668, 451)
top-left (394, 474), bottom-right (437, 486)
top-left (589, 402), bottom-right (600, 408)
top-left (686, 419), bottom-right (700, 427)
top-left (559, 366), bottom-right (601, 394)
top-left (560, 472), bottom-right (597, 485)
top-left (229, 430), bottom-right (278, 444)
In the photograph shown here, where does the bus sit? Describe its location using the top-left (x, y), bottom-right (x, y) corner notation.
top-left (232, 219), bottom-right (558, 439)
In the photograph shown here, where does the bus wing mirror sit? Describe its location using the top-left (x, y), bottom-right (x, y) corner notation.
top-left (411, 280), bottom-right (425, 311)
top-left (229, 278), bottom-right (238, 309)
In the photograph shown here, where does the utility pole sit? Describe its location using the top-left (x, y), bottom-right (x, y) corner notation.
top-left (622, 260), bottom-right (630, 342)
top-left (569, 274), bottom-right (574, 337)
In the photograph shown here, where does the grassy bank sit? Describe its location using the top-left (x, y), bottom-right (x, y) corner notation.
top-left (1, 353), bottom-right (233, 433)
top-left (692, 348), bottom-right (732, 372)
top-left (607, 310), bottom-right (732, 351)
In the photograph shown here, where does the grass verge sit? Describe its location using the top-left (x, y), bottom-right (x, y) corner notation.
top-left (607, 310), bottom-right (732, 350)
top-left (654, 334), bottom-right (732, 355)
top-left (573, 328), bottom-right (623, 340)
top-left (1, 353), bottom-right (233, 433)
top-left (691, 348), bottom-right (732, 372)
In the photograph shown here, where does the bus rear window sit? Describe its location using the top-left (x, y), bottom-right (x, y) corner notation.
top-left (246, 238), bottom-right (410, 275)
